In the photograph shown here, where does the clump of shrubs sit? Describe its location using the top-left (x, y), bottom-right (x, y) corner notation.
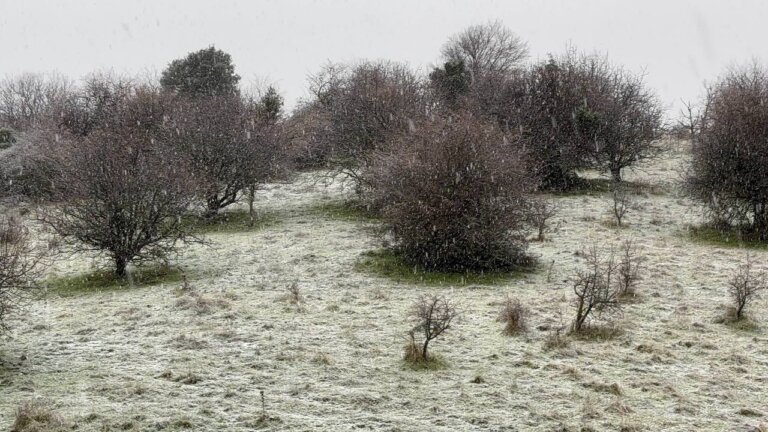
top-left (367, 112), bottom-right (536, 272)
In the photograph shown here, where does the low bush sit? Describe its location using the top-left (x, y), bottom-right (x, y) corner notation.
top-left (367, 112), bottom-right (535, 272)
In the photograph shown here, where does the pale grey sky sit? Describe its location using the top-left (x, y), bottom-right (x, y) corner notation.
top-left (2, 0), bottom-right (766, 117)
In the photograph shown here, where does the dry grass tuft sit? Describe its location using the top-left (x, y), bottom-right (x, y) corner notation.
top-left (12, 399), bottom-right (67, 432)
top-left (543, 328), bottom-right (570, 351)
top-left (498, 296), bottom-right (528, 335)
top-left (174, 291), bottom-right (231, 315)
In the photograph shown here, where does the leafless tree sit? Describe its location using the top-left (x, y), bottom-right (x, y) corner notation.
top-left (39, 84), bottom-right (197, 278)
top-left (56, 72), bottom-right (135, 137)
top-left (686, 62), bottom-right (768, 238)
top-left (367, 112), bottom-right (535, 272)
top-left (611, 182), bottom-right (631, 227)
top-left (573, 59), bottom-right (665, 182)
top-left (407, 294), bottom-right (458, 362)
top-left (571, 245), bottom-right (623, 332)
top-left (727, 256), bottom-right (766, 321)
top-left (0, 72), bottom-right (73, 131)
top-left (0, 215), bottom-right (46, 334)
top-left (616, 238), bottom-right (642, 298)
top-left (496, 48), bottom-right (663, 189)
top-left (441, 21), bottom-right (528, 83)
top-left (503, 51), bottom-right (595, 190)
top-left (305, 60), bottom-right (428, 192)
top-left (169, 95), bottom-right (282, 217)
top-left (527, 197), bottom-right (558, 241)
top-left (283, 101), bottom-right (334, 169)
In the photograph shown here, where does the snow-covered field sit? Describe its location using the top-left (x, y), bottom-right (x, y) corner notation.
top-left (2, 141), bottom-right (768, 431)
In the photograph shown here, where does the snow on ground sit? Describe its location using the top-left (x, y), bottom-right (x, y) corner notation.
top-left (2, 141), bottom-right (768, 431)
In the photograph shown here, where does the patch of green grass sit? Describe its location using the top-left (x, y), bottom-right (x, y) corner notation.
top-left (184, 210), bottom-right (280, 234)
top-left (685, 225), bottom-right (768, 250)
top-left (307, 200), bottom-right (379, 221)
top-left (552, 178), bottom-right (664, 197)
top-left (45, 265), bottom-right (184, 297)
top-left (355, 249), bottom-right (534, 286)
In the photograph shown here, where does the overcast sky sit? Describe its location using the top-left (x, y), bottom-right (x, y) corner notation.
top-left (2, 0), bottom-right (767, 118)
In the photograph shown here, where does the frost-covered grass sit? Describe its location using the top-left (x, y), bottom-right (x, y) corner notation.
top-left (306, 200), bottom-right (379, 221)
top-left (2, 147), bottom-right (768, 431)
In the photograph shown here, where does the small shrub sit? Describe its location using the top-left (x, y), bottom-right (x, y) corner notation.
top-left (405, 294), bottom-right (458, 363)
top-left (611, 182), bottom-right (631, 227)
top-left (726, 256), bottom-right (766, 321)
top-left (1, 215), bottom-right (46, 334)
top-left (616, 239), bottom-right (642, 299)
top-left (12, 399), bottom-right (66, 432)
top-left (367, 112), bottom-right (535, 272)
top-left (284, 282), bottom-right (304, 311)
top-left (0, 127), bottom-right (15, 148)
top-left (498, 296), bottom-right (528, 335)
top-left (527, 197), bottom-right (558, 241)
top-left (543, 328), bottom-right (569, 351)
top-left (571, 245), bottom-right (623, 333)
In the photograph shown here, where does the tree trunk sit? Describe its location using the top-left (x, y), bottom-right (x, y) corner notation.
top-left (204, 196), bottom-right (220, 219)
top-left (248, 185), bottom-right (256, 227)
top-left (115, 255), bottom-right (128, 279)
top-left (422, 339), bottom-right (430, 361)
top-left (753, 202), bottom-right (768, 240)
top-left (610, 165), bottom-right (622, 183)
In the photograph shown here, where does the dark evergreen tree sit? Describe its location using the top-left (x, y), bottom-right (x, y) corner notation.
top-left (429, 60), bottom-right (470, 109)
top-left (160, 46), bottom-right (240, 97)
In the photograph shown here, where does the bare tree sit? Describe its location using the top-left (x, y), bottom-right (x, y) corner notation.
top-left (56, 72), bottom-right (134, 137)
top-left (686, 62), bottom-right (768, 239)
top-left (527, 197), bottom-right (558, 241)
top-left (573, 59), bottom-right (665, 182)
top-left (169, 95), bottom-right (282, 217)
top-left (0, 72), bottom-right (73, 131)
top-left (40, 84), bottom-right (197, 278)
top-left (305, 60), bottom-right (427, 193)
top-left (571, 245), bottom-right (623, 332)
top-left (616, 238), bottom-right (642, 298)
top-left (504, 52), bottom-right (595, 190)
top-left (0, 215), bottom-right (46, 334)
top-left (367, 112), bottom-right (535, 272)
top-left (406, 294), bottom-right (458, 362)
top-left (441, 21), bottom-right (528, 83)
top-left (611, 182), bottom-right (631, 227)
top-left (497, 48), bottom-right (663, 189)
top-left (727, 256), bottom-right (766, 321)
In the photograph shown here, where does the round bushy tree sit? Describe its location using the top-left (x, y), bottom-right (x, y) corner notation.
top-left (160, 46), bottom-right (240, 98)
top-left (41, 84), bottom-right (197, 277)
top-left (687, 63), bottom-right (768, 238)
top-left (306, 60), bottom-right (427, 190)
top-left (367, 113), bottom-right (535, 272)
